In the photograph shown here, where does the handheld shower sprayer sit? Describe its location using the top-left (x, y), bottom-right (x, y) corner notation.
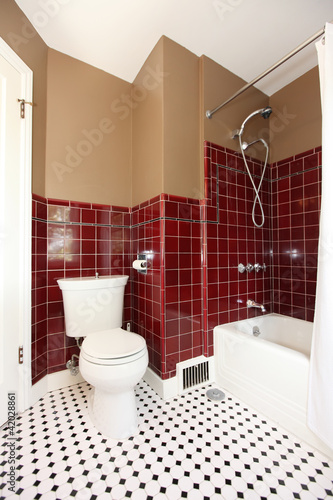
top-left (236, 106), bottom-right (272, 228)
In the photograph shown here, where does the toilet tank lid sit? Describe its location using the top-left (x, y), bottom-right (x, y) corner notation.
top-left (81, 328), bottom-right (146, 359)
top-left (57, 275), bottom-right (128, 290)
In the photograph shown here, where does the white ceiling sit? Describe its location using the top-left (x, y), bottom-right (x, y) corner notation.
top-left (15, 0), bottom-right (333, 96)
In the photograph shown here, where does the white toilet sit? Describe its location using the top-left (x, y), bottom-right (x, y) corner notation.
top-left (57, 275), bottom-right (148, 439)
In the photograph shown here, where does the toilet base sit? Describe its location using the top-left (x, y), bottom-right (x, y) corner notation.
top-left (87, 387), bottom-right (139, 439)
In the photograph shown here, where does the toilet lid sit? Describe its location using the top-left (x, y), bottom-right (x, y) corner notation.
top-left (81, 328), bottom-right (146, 361)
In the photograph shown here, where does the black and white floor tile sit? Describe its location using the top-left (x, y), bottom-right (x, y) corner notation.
top-left (1, 380), bottom-right (333, 499)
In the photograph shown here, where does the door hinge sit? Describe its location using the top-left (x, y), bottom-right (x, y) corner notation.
top-left (17, 98), bottom-right (33, 119)
top-left (18, 346), bottom-right (23, 364)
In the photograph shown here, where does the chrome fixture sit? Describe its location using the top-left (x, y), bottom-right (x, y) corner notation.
top-left (239, 263), bottom-right (267, 273)
top-left (231, 108), bottom-right (272, 140)
top-left (238, 107), bottom-right (272, 136)
top-left (205, 26), bottom-right (325, 119)
top-left (253, 263), bottom-right (267, 272)
top-left (66, 353), bottom-right (80, 376)
top-left (238, 263), bottom-right (254, 273)
top-left (252, 325), bottom-right (260, 337)
top-left (247, 299), bottom-right (266, 313)
top-left (206, 388), bottom-right (225, 401)
top-left (236, 108), bottom-right (271, 228)
top-left (132, 254), bottom-right (148, 274)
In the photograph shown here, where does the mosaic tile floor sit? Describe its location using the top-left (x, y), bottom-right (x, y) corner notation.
top-left (0, 380), bottom-right (333, 499)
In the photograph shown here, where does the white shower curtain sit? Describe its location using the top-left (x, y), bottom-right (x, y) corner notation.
top-left (308, 22), bottom-right (333, 451)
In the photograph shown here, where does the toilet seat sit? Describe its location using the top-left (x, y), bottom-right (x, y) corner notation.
top-left (80, 328), bottom-right (147, 366)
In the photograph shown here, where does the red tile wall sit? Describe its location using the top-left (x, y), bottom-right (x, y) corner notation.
top-left (131, 194), bottom-right (203, 380)
top-left (32, 195), bottom-right (48, 384)
top-left (203, 142), bottom-right (272, 356)
top-left (162, 194), bottom-right (203, 379)
top-left (271, 147), bottom-right (322, 321)
top-left (31, 195), bottom-right (131, 384)
top-left (31, 144), bottom-right (321, 384)
top-left (131, 195), bottom-right (164, 378)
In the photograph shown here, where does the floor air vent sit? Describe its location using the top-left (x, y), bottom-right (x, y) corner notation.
top-left (182, 360), bottom-right (209, 391)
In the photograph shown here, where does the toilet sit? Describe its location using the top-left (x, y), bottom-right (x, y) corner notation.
top-left (57, 275), bottom-right (148, 439)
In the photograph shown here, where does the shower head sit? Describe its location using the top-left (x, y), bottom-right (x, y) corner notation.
top-left (238, 106), bottom-right (272, 136)
top-left (261, 106), bottom-right (272, 119)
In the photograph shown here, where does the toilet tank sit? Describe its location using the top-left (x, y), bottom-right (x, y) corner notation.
top-left (57, 275), bottom-right (129, 337)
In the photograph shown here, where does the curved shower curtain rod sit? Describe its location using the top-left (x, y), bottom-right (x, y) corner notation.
top-left (206, 26), bottom-right (326, 119)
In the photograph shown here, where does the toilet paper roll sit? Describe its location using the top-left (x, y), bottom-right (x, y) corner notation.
top-left (132, 259), bottom-right (146, 270)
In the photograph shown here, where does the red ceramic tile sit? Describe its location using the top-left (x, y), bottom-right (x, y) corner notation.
top-left (70, 200), bottom-right (91, 209)
top-left (82, 225), bottom-right (96, 240)
top-left (36, 200), bottom-right (47, 220)
top-left (48, 205), bottom-right (65, 222)
top-left (48, 198), bottom-right (69, 207)
top-left (65, 207), bottom-right (80, 223)
top-left (31, 141), bottom-right (321, 382)
top-left (82, 208), bottom-right (96, 224)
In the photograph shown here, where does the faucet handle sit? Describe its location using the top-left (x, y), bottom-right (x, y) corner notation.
top-left (254, 263), bottom-right (267, 272)
top-left (238, 263), bottom-right (246, 273)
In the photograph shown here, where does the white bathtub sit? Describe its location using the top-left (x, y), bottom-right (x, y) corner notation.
top-left (214, 313), bottom-right (333, 459)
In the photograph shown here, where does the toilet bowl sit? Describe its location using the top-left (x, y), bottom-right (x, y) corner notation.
top-left (79, 328), bottom-right (148, 439)
top-left (57, 275), bottom-right (148, 439)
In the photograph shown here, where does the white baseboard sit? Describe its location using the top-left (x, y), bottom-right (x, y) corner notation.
top-left (28, 356), bottom-right (215, 409)
top-left (143, 367), bottom-right (178, 400)
top-left (29, 369), bottom-right (85, 408)
top-left (29, 366), bottom-right (175, 408)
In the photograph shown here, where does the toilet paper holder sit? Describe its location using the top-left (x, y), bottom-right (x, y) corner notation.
top-left (133, 254), bottom-right (148, 274)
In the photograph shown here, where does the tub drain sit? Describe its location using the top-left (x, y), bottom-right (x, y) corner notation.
top-left (206, 388), bottom-right (225, 401)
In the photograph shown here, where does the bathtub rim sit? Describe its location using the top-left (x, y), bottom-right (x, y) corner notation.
top-left (215, 312), bottom-right (312, 359)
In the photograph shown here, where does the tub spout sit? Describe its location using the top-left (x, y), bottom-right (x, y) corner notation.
top-left (247, 299), bottom-right (266, 313)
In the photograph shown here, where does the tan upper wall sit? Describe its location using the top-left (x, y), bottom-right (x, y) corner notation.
top-left (201, 56), bottom-right (269, 153)
top-left (45, 50), bottom-right (132, 206)
top-left (0, 0), bottom-right (48, 197)
top-left (200, 55), bottom-right (270, 197)
top-left (269, 67), bottom-right (321, 163)
top-left (132, 36), bottom-right (201, 206)
top-left (132, 38), bottom-right (164, 207)
top-left (0, 3), bottom-right (322, 205)
top-left (163, 37), bottom-right (200, 201)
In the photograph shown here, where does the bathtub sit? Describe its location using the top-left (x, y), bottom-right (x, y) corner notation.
top-left (214, 313), bottom-right (333, 459)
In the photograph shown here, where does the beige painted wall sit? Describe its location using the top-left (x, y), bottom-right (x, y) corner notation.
top-left (163, 38), bottom-right (200, 200)
top-left (200, 56), bottom-right (269, 197)
top-left (45, 50), bottom-right (132, 206)
top-left (0, 0), bottom-right (48, 197)
top-left (132, 38), bottom-right (164, 207)
top-left (132, 36), bottom-right (201, 206)
top-left (201, 55), bottom-right (269, 151)
top-left (0, 3), bottom-right (322, 205)
top-left (269, 67), bottom-right (321, 163)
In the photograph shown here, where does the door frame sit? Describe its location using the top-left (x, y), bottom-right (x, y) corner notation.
top-left (0, 38), bottom-right (32, 413)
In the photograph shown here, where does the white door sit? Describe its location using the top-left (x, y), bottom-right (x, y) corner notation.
top-left (0, 40), bottom-right (32, 426)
